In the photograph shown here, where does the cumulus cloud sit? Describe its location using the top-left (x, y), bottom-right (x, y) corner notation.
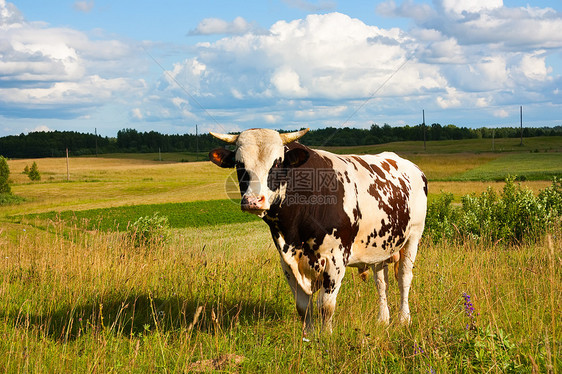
top-left (29, 125), bottom-right (52, 133)
top-left (1, 0), bottom-right (561, 134)
top-left (381, 0), bottom-right (562, 50)
top-left (0, 0), bottom-right (145, 119)
top-left (148, 6), bottom-right (562, 131)
top-left (494, 109), bottom-right (509, 118)
top-left (188, 17), bottom-right (259, 36)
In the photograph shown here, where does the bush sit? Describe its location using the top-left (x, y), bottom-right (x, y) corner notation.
top-left (127, 212), bottom-right (170, 247)
top-left (424, 192), bottom-right (459, 241)
top-left (0, 193), bottom-right (25, 206)
top-left (425, 177), bottom-right (562, 244)
top-left (28, 162), bottom-right (41, 181)
top-left (538, 176), bottom-right (562, 217)
top-left (0, 156), bottom-right (10, 194)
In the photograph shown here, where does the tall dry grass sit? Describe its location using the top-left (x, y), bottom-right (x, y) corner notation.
top-left (1, 218), bottom-right (559, 372)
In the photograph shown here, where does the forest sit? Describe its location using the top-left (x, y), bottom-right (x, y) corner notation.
top-left (1, 123), bottom-right (561, 158)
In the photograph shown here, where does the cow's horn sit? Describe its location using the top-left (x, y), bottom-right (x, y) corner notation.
top-left (209, 131), bottom-right (239, 144)
top-left (280, 128), bottom-right (309, 145)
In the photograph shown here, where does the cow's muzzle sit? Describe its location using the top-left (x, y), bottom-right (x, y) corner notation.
top-left (241, 194), bottom-right (268, 214)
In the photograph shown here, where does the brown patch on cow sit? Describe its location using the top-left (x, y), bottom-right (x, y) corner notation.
top-left (368, 172), bottom-right (411, 249)
top-left (422, 173), bottom-right (428, 196)
top-left (352, 156), bottom-right (386, 179)
top-left (266, 143), bottom-right (358, 268)
top-left (381, 161), bottom-right (391, 173)
top-left (386, 158), bottom-right (398, 170)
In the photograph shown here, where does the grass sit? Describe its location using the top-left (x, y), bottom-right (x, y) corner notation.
top-left (0, 220), bottom-right (559, 372)
top-left (3, 158), bottom-right (233, 216)
top-left (457, 153), bottom-right (562, 181)
top-left (318, 135), bottom-right (562, 154)
top-left (12, 199), bottom-right (259, 231)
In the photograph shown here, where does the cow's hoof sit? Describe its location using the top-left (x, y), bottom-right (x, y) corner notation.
top-left (398, 311), bottom-right (411, 325)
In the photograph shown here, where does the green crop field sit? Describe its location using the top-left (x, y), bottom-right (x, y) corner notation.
top-left (1, 136), bottom-right (561, 372)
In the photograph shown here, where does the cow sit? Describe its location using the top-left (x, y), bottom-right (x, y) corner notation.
top-left (209, 128), bottom-right (427, 335)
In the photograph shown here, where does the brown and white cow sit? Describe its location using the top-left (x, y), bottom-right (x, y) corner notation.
top-left (209, 128), bottom-right (427, 334)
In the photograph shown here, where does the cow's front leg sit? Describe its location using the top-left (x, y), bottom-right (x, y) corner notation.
top-left (317, 266), bottom-right (345, 334)
top-left (295, 286), bottom-right (314, 334)
top-left (279, 259), bottom-right (315, 334)
top-left (373, 262), bottom-right (390, 324)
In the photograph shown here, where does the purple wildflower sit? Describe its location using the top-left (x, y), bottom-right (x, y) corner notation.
top-left (462, 292), bottom-right (477, 329)
top-left (462, 292), bottom-right (474, 318)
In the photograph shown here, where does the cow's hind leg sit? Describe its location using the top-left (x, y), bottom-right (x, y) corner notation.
top-left (373, 262), bottom-right (390, 324)
top-left (396, 234), bottom-right (421, 324)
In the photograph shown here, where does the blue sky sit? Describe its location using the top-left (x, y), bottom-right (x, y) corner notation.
top-left (1, 0), bottom-right (561, 137)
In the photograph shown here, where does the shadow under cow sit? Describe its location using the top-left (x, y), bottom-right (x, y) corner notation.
top-left (3, 293), bottom-right (288, 342)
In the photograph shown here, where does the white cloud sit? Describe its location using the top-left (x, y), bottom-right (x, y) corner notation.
top-left (380, 0), bottom-right (562, 50)
top-left (516, 51), bottom-right (552, 81)
top-left (29, 125), bottom-right (52, 133)
top-left (189, 17), bottom-right (256, 35)
top-left (436, 89), bottom-right (461, 109)
top-left (1, 0), bottom-right (561, 134)
top-left (271, 67), bottom-right (308, 97)
top-left (143, 8), bottom-right (562, 131)
top-left (73, 1), bottom-right (94, 13)
top-left (0, 1), bottom-right (145, 119)
top-left (131, 108), bottom-right (143, 120)
top-left (493, 109), bottom-right (509, 118)
top-left (282, 0), bottom-right (336, 12)
top-left (439, 0), bottom-right (502, 16)
top-left (263, 114), bottom-right (280, 123)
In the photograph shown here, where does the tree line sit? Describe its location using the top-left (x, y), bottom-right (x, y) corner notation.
top-left (0, 124), bottom-right (561, 159)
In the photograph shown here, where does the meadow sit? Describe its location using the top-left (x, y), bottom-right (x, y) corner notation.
top-left (1, 136), bottom-right (561, 372)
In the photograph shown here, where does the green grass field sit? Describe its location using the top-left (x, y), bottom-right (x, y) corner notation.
top-left (1, 136), bottom-right (561, 372)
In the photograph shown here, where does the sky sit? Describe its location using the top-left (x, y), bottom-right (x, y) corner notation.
top-left (0, 0), bottom-right (561, 138)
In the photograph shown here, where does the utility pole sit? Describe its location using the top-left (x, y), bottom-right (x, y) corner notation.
top-left (196, 124), bottom-right (199, 161)
top-left (519, 105), bottom-right (523, 146)
top-left (66, 148), bottom-right (70, 181)
top-left (422, 109), bottom-right (426, 151)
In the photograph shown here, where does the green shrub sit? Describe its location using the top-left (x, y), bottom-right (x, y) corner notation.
top-left (0, 193), bottom-right (25, 206)
top-left (425, 177), bottom-right (562, 244)
top-left (127, 212), bottom-right (170, 247)
top-left (0, 156), bottom-right (10, 194)
top-left (424, 192), bottom-right (459, 241)
top-left (538, 176), bottom-right (562, 217)
top-left (28, 161), bottom-right (41, 181)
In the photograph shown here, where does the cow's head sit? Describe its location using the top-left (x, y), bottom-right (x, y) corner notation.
top-left (209, 128), bottom-right (310, 215)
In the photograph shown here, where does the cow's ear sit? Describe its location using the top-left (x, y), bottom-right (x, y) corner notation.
top-left (209, 148), bottom-right (236, 168)
top-left (284, 148), bottom-right (309, 168)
